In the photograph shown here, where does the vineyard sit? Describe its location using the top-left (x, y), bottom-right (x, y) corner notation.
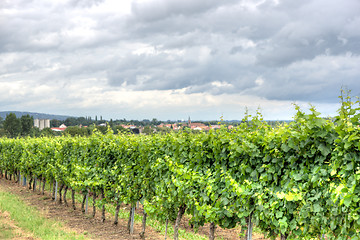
top-left (1, 97), bottom-right (360, 240)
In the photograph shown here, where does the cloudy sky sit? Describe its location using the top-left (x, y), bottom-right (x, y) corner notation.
top-left (1, 0), bottom-right (359, 121)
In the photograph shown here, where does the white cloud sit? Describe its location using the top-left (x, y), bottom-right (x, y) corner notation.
top-left (0, 0), bottom-right (359, 120)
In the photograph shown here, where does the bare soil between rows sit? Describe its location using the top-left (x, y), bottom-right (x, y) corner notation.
top-left (0, 177), bottom-right (270, 240)
top-left (0, 209), bottom-right (38, 240)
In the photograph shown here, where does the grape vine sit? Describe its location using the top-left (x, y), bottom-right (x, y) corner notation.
top-left (1, 97), bottom-right (360, 240)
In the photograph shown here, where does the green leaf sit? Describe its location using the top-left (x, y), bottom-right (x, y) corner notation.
top-left (346, 162), bottom-right (354, 171)
top-left (293, 174), bottom-right (302, 181)
top-left (313, 203), bottom-right (322, 213)
top-left (345, 141), bottom-right (352, 149)
top-left (318, 143), bottom-right (330, 156)
top-left (276, 192), bottom-right (286, 199)
top-left (344, 195), bottom-right (352, 207)
top-left (276, 211), bottom-right (284, 219)
top-left (330, 220), bottom-right (336, 230)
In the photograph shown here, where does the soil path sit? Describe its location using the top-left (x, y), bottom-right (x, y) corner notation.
top-left (0, 209), bottom-right (38, 240)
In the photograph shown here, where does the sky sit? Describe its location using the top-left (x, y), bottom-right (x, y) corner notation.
top-left (1, 0), bottom-right (359, 121)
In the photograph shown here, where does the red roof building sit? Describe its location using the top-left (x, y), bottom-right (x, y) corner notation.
top-left (51, 124), bottom-right (67, 132)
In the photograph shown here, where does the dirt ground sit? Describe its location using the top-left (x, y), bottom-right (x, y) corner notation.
top-left (0, 177), bottom-right (270, 240)
top-left (0, 209), bottom-right (38, 240)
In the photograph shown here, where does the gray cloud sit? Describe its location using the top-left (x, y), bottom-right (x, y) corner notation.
top-left (68, 0), bottom-right (105, 8)
top-left (246, 54), bottom-right (360, 102)
top-left (130, 0), bottom-right (239, 22)
top-left (1, 0), bottom-right (359, 120)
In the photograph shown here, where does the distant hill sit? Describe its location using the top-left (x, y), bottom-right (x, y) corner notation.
top-left (0, 111), bottom-right (75, 121)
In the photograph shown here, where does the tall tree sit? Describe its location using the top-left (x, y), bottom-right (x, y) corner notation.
top-left (3, 113), bottom-right (21, 138)
top-left (64, 117), bottom-right (77, 126)
top-left (20, 114), bottom-right (33, 136)
top-left (151, 118), bottom-right (160, 126)
top-left (40, 127), bottom-right (55, 137)
top-left (51, 119), bottom-right (62, 127)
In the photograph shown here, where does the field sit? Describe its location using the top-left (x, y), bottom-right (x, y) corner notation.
top-left (0, 101), bottom-right (360, 239)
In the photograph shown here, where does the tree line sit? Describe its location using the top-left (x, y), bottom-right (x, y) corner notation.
top-left (0, 113), bottom-right (38, 138)
top-left (0, 113), bottom-right (167, 138)
top-left (0, 112), bottom-right (278, 138)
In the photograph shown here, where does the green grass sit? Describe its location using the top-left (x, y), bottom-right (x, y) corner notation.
top-left (0, 222), bottom-right (15, 239)
top-left (0, 189), bottom-right (90, 240)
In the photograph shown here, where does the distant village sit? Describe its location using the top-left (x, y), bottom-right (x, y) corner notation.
top-left (45, 117), bottom-right (234, 134)
top-left (0, 113), bottom-right (240, 138)
top-left (0, 112), bottom-right (286, 138)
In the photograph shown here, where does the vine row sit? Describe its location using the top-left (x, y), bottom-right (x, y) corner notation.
top-left (1, 98), bottom-right (360, 240)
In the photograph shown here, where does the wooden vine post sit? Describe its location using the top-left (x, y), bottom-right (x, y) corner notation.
top-left (92, 191), bottom-right (97, 217)
top-left (209, 222), bottom-right (216, 240)
top-left (54, 180), bottom-right (58, 201)
top-left (101, 188), bottom-right (106, 223)
top-left (127, 204), bottom-right (134, 233)
top-left (85, 189), bottom-right (89, 214)
top-left (243, 215), bottom-right (253, 240)
top-left (114, 193), bottom-right (121, 225)
top-left (42, 177), bottom-right (46, 195)
top-left (72, 188), bottom-right (76, 210)
top-left (81, 190), bottom-right (87, 213)
top-left (165, 219), bottom-right (169, 240)
top-left (58, 183), bottom-right (64, 204)
top-left (280, 234), bottom-right (288, 240)
top-left (173, 205), bottom-right (186, 240)
top-left (130, 205), bottom-right (135, 234)
top-left (139, 208), bottom-right (147, 239)
top-left (63, 185), bottom-right (68, 206)
top-left (33, 176), bottom-right (36, 191)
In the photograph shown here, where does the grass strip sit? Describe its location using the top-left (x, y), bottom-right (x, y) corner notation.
top-left (0, 222), bottom-right (16, 239)
top-left (0, 189), bottom-right (89, 240)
